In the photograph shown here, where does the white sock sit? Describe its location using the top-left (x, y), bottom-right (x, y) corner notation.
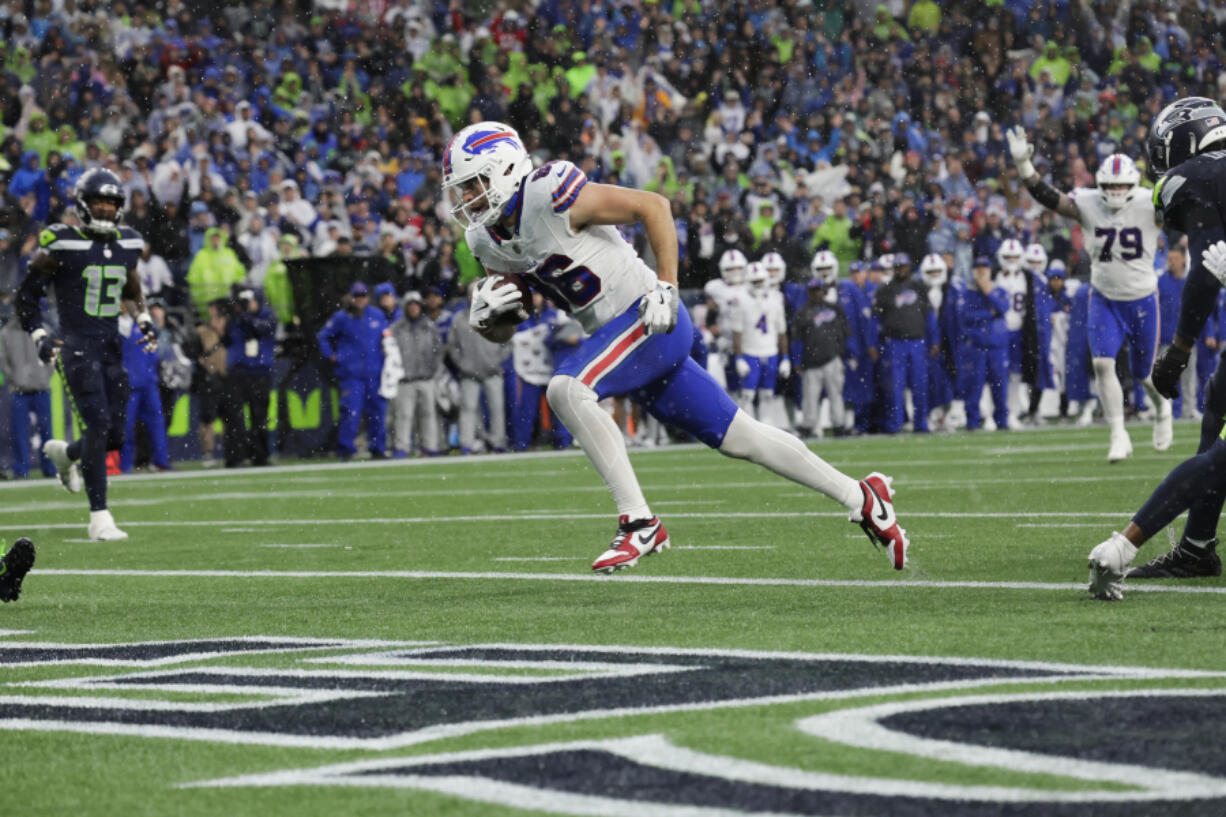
top-left (89, 509), bottom-right (113, 526)
top-left (718, 409), bottom-right (861, 510)
top-left (546, 376), bottom-right (650, 520)
top-left (737, 390), bottom-right (757, 417)
top-left (1093, 357), bottom-right (1126, 435)
top-left (1142, 377), bottom-right (1171, 420)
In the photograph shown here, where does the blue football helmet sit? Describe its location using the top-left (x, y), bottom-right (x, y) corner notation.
top-left (73, 168), bottom-right (126, 235)
top-left (1146, 96), bottom-right (1226, 180)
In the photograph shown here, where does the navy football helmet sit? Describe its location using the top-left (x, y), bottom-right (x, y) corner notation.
top-left (73, 168), bottom-right (126, 235)
top-left (1146, 96), bottom-right (1226, 180)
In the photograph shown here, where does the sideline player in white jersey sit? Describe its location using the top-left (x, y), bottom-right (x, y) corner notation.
top-left (703, 249), bottom-right (748, 389)
top-left (442, 121), bottom-right (910, 571)
top-left (995, 239), bottom-right (1030, 427)
top-left (761, 250), bottom-right (788, 311)
top-left (1009, 127), bottom-right (1171, 461)
top-left (731, 261), bottom-right (791, 427)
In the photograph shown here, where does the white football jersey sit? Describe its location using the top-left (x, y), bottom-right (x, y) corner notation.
top-left (465, 161), bottom-right (658, 334)
top-left (1069, 187), bottom-right (1159, 301)
top-left (927, 285), bottom-right (943, 313)
top-left (731, 289), bottom-right (786, 357)
top-left (703, 278), bottom-right (746, 350)
top-left (997, 269), bottom-right (1028, 331)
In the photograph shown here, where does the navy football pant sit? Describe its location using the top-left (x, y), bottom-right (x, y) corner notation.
top-left (62, 340), bottom-right (129, 511)
top-left (1165, 349), bottom-right (1226, 542)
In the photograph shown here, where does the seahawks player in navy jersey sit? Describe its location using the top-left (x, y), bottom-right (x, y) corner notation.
top-left (1088, 97), bottom-right (1226, 598)
top-left (15, 168), bottom-right (154, 541)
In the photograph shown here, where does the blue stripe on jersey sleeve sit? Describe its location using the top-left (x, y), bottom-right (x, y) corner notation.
top-left (551, 169), bottom-right (582, 201)
top-left (553, 178), bottom-right (588, 213)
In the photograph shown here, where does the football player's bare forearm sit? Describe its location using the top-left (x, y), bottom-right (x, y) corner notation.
top-left (640, 195), bottom-right (678, 285)
top-left (122, 270), bottom-right (147, 316)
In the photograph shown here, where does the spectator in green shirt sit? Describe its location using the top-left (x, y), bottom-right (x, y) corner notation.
top-left (565, 52), bottom-right (596, 99)
top-left (187, 228), bottom-right (247, 321)
top-left (750, 201), bottom-right (779, 248)
top-left (907, 0), bottom-right (941, 36)
top-left (811, 199), bottom-right (861, 271)
top-left (1029, 42), bottom-right (1071, 86)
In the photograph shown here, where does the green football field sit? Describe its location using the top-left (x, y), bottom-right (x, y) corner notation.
top-left (3, 422), bottom-right (1226, 816)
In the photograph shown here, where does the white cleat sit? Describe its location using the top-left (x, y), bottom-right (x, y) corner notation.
top-left (88, 510), bottom-right (128, 542)
top-left (1107, 430), bottom-right (1133, 463)
top-left (42, 440), bottom-right (82, 493)
top-left (1153, 411), bottom-right (1174, 452)
top-left (1088, 532), bottom-right (1138, 601)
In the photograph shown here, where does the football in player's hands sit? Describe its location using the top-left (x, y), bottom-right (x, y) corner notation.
top-left (486, 273), bottom-right (532, 325)
top-left (471, 273), bottom-right (532, 341)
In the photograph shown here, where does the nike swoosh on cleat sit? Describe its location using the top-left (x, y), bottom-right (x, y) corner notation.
top-left (636, 530), bottom-right (657, 550)
top-left (869, 485), bottom-right (890, 523)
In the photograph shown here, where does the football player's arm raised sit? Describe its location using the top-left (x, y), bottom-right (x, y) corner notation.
top-left (1006, 126), bottom-right (1081, 220)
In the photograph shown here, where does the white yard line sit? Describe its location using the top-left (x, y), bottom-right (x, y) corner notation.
top-left (260, 544), bottom-right (336, 549)
top-left (674, 546), bottom-right (775, 551)
top-left (32, 568), bottom-right (1226, 595)
top-left (0, 511), bottom-right (1143, 532)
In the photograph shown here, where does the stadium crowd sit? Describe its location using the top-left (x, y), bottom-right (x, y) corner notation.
top-left (2, 0), bottom-right (1226, 470)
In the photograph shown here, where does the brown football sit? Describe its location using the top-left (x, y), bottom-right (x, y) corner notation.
top-left (488, 273), bottom-right (533, 325)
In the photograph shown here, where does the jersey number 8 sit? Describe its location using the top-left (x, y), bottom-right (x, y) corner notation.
top-left (82, 265), bottom-right (127, 317)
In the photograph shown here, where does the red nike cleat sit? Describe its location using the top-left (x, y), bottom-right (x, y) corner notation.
top-left (592, 515), bottom-right (670, 574)
top-left (850, 472), bottom-right (909, 569)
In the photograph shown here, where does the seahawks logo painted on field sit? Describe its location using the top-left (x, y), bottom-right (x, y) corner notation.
top-left (4, 637), bottom-right (1226, 814)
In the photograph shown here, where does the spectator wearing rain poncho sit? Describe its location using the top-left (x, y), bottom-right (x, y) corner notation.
top-left (187, 228), bottom-right (247, 320)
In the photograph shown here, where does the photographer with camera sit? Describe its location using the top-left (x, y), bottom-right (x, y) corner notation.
top-left (220, 285), bottom-right (278, 468)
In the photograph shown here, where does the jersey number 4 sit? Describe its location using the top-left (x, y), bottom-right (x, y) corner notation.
top-left (1094, 227), bottom-right (1143, 263)
top-left (82, 265), bottom-right (127, 317)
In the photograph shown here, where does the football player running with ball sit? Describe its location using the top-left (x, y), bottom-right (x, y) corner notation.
top-left (15, 169), bottom-right (154, 541)
top-left (1089, 97), bottom-right (1226, 598)
top-left (1008, 126), bottom-right (1172, 462)
top-left (444, 122), bottom-right (909, 572)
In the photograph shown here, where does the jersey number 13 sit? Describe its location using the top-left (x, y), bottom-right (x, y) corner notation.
top-left (82, 265), bottom-right (127, 317)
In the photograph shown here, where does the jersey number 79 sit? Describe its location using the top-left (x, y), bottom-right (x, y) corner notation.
top-left (1094, 227), bottom-right (1143, 263)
